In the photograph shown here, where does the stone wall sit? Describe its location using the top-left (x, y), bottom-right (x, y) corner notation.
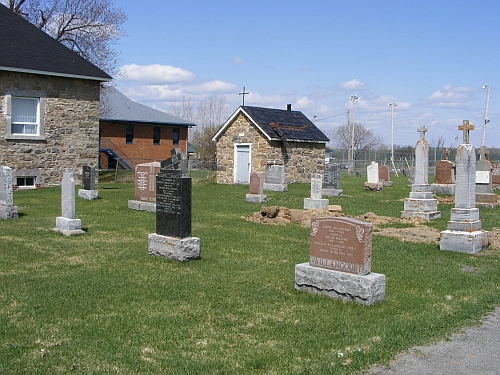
top-left (0, 71), bottom-right (101, 187)
top-left (216, 113), bottom-right (326, 184)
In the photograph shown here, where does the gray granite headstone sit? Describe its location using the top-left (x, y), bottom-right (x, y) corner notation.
top-left (414, 126), bottom-right (429, 186)
top-left (475, 146), bottom-right (497, 207)
top-left (81, 165), bottom-right (95, 190)
top-left (263, 165), bottom-right (288, 192)
top-left (324, 163), bottom-right (340, 189)
top-left (0, 166), bottom-right (18, 220)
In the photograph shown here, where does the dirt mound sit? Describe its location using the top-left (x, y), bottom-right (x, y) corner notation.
top-left (245, 207), bottom-right (500, 249)
top-left (245, 205), bottom-right (343, 227)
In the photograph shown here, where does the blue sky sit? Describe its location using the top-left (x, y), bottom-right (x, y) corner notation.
top-left (114, 0), bottom-right (499, 149)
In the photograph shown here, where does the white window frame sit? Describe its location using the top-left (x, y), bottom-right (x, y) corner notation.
top-left (4, 93), bottom-right (46, 141)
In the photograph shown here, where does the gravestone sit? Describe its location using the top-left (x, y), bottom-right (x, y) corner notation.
top-left (246, 172), bottom-right (267, 203)
top-left (148, 149), bottom-right (200, 262)
top-left (295, 217), bottom-right (386, 305)
top-left (431, 148), bottom-right (455, 195)
top-left (304, 173), bottom-right (329, 209)
top-left (78, 165), bottom-right (98, 200)
top-left (0, 166), bottom-right (18, 220)
top-left (378, 165), bottom-right (392, 187)
top-left (440, 124), bottom-right (488, 254)
top-left (364, 161), bottom-right (382, 191)
top-left (263, 165), bottom-right (288, 192)
top-left (401, 126), bottom-right (440, 221)
top-left (53, 168), bottom-right (85, 236)
top-left (475, 146), bottom-right (497, 208)
top-left (322, 162), bottom-right (343, 196)
top-left (492, 163), bottom-right (500, 187)
top-left (128, 162), bottom-right (161, 212)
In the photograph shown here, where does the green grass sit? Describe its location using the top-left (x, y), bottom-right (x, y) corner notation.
top-left (1, 174), bottom-right (500, 374)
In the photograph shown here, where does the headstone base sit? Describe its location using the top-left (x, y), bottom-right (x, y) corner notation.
top-left (0, 205), bottom-right (18, 220)
top-left (128, 200), bottom-right (156, 212)
top-left (78, 189), bottom-right (99, 200)
top-left (431, 183), bottom-right (455, 195)
top-left (381, 181), bottom-right (393, 187)
top-left (439, 230), bottom-right (488, 254)
top-left (246, 194), bottom-right (267, 203)
top-left (304, 198), bottom-right (329, 210)
top-left (322, 188), bottom-right (343, 197)
top-left (263, 183), bottom-right (288, 192)
top-left (364, 182), bottom-right (383, 191)
top-left (294, 263), bottom-right (385, 306)
top-left (476, 193), bottom-right (498, 208)
top-left (53, 217), bottom-right (85, 236)
top-left (148, 233), bottom-right (200, 262)
top-left (400, 210), bottom-right (441, 221)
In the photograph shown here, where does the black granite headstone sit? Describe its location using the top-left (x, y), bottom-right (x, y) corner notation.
top-left (324, 163), bottom-right (340, 189)
top-left (82, 166), bottom-right (95, 190)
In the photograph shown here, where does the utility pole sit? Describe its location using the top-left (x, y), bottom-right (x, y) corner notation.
top-left (346, 110), bottom-right (351, 174)
top-left (482, 84), bottom-right (490, 147)
top-left (349, 95), bottom-right (358, 175)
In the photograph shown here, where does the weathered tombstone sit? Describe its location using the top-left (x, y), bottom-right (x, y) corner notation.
top-left (295, 217), bottom-right (386, 305)
top-left (128, 162), bottom-right (161, 212)
top-left (492, 163), bottom-right (500, 187)
top-left (304, 173), bottom-right (329, 209)
top-left (246, 172), bottom-right (267, 203)
top-left (322, 162), bottom-right (343, 196)
top-left (53, 168), bottom-right (85, 236)
top-left (78, 165), bottom-right (98, 200)
top-left (0, 166), bottom-right (18, 220)
top-left (378, 165), bottom-right (392, 187)
top-left (475, 146), bottom-right (497, 208)
top-left (263, 165), bottom-right (288, 192)
top-left (431, 148), bottom-right (455, 195)
top-left (364, 161), bottom-right (382, 191)
top-left (148, 149), bottom-right (200, 262)
top-left (440, 123), bottom-right (488, 254)
top-left (401, 126), bottom-right (440, 221)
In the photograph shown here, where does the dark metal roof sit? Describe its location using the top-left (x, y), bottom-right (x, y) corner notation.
top-left (100, 87), bottom-right (196, 127)
top-left (214, 106), bottom-right (329, 143)
top-left (0, 4), bottom-right (111, 81)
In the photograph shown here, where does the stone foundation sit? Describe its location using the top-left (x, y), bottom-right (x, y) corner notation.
top-left (263, 183), bottom-right (288, 192)
top-left (53, 217), bottom-right (86, 236)
top-left (304, 198), bottom-right (329, 210)
top-left (246, 194), bottom-right (267, 203)
top-left (322, 188), bottom-right (343, 197)
top-left (128, 200), bottom-right (156, 212)
top-left (431, 183), bottom-right (455, 195)
top-left (78, 189), bottom-right (98, 200)
top-left (294, 263), bottom-right (386, 305)
top-left (148, 233), bottom-right (200, 262)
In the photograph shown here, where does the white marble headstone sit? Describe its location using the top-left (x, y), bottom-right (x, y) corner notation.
top-left (367, 162), bottom-right (379, 183)
top-left (414, 139), bottom-right (429, 185)
top-left (61, 168), bottom-right (76, 219)
top-left (455, 144), bottom-right (476, 209)
top-left (310, 173), bottom-right (323, 200)
top-left (0, 166), bottom-right (13, 207)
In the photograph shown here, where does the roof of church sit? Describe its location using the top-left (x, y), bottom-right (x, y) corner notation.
top-left (213, 105), bottom-right (329, 143)
top-left (100, 87), bottom-right (196, 127)
top-left (0, 4), bottom-right (111, 81)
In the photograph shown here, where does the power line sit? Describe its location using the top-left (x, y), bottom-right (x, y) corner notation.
top-left (314, 112), bottom-right (348, 122)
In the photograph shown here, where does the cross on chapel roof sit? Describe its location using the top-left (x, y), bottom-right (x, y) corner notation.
top-left (417, 125), bottom-right (428, 140)
top-left (458, 120), bottom-right (474, 144)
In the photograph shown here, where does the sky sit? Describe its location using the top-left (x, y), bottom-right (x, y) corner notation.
top-left (113, 0), bottom-right (499, 149)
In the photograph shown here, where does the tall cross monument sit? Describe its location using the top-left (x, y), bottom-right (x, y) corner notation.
top-left (458, 120), bottom-right (474, 144)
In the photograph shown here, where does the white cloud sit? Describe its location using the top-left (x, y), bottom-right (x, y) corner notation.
top-left (339, 79), bottom-right (366, 90)
top-left (232, 56), bottom-right (245, 65)
top-left (425, 84), bottom-right (472, 108)
top-left (116, 64), bottom-right (195, 84)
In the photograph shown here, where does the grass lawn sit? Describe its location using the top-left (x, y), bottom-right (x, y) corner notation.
top-left (1, 173), bottom-right (500, 374)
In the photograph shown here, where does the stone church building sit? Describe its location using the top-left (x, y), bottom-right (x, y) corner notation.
top-left (212, 105), bottom-right (329, 184)
top-left (0, 4), bottom-right (111, 188)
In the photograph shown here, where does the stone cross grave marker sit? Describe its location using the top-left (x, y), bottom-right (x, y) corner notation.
top-left (414, 126), bottom-right (429, 186)
top-left (455, 144), bottom-right (476, 209)
top-left (458, 120), bottom-right (474, 144)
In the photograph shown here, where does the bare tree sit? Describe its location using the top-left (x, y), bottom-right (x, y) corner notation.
top-left (430, 135), bottom-right (445, 149)
top-left (332, 122), bottom-right (385, 159)
top-left (4, 0), bottom-right (126, 75)
top-left (169, 96), bottom-right (195, 124)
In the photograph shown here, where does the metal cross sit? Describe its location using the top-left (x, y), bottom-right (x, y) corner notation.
top-left (417, 125), bottom-right (428, 140)
top-left (239, 86), bottom-right (249, 106)
top-left (458, 120), bottom-right (474, 144)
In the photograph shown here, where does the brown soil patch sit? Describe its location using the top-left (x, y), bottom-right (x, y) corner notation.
top-left (245, 207), bottom-right (500, 249)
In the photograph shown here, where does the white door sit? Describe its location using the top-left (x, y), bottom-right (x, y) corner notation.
top-left (235, 144), bottom-right (250, 183)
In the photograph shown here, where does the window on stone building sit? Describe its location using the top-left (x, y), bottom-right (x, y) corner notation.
top-left (153, 126), bottom-right (161, 145)
top-left (16, 176), bottom-right (36, 188)
top-left (11, 97), bottom-right (40, 135)
top-left (172, 127), bottom-right (180, 145)
top-left (126, 125), bottom-right (134, 144)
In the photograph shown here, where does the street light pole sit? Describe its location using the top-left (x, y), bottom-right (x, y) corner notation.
top-left (349, 95), bottom-right (358, 174)
top-left (482, 84), bottom-right (490, 147)
top-left (388, 102), bottom-right (397, 172)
